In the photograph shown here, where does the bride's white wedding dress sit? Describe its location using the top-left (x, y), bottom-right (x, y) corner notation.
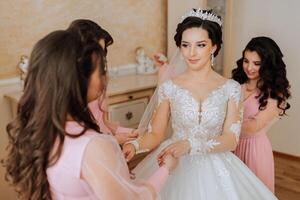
top-left (133, 79), bottom-right (277, 200)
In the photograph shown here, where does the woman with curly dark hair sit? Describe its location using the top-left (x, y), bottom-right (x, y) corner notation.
top-left (232, 36), bottom-right (291, 193)
top-left (2, 28), bottom-right (177, 200)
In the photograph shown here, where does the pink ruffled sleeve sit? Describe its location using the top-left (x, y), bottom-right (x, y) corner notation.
top-left (115, 126), bottom-right (134, 134)
top-left (81, 135), bottom-right (168, 200)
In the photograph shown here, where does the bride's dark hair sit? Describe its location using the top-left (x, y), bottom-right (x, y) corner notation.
top-left (2, 29), bottom-right (107, 199)
top-left (232, 36), bottom-right (291, 115)
top-left (174, 9), bottom-right (222, 57)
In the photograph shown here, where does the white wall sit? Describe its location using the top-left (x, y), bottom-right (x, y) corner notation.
top-left (225, 0), bottom-right (300, 156)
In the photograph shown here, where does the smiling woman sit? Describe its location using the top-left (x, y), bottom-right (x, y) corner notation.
top-left (179, 28), bottom-right (215, 71)
top-left (123, 9), bottom-right (278, 200)
top-left (232, 36), bottom-right (291, 193)
top-left (242, 50), bottom-right (261, 80)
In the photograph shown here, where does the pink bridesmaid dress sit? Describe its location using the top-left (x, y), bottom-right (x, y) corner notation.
top-left (88, 99), bottom-right (133, 135)
top-left (46, 121), bottom-right (169, 200)
top-left (234, 84), bottom-right (278, 193)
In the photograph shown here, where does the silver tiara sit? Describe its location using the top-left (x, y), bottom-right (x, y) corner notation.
top-left (181, 9), bottom-right (222, 26)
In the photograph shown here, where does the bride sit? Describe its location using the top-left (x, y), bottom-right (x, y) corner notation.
top-left (123, 9), bottom-right (278, 200)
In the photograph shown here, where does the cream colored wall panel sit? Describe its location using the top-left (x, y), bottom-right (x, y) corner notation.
top-left (0, 0), bottom-right (167, 79)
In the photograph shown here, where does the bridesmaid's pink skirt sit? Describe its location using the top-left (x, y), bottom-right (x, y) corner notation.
top-left (234, 132), bottom-right (275, 193)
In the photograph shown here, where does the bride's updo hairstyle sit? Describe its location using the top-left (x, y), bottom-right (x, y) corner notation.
top-left (174, 9), bottom-right (223, 57)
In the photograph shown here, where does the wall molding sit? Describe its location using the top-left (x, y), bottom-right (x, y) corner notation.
top-left (0, 77), bottom-right (20, 87)
top-left (223, 0), bottom-right (233, 78)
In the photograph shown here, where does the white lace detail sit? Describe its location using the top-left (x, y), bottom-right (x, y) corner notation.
top-left (239, 106), bottom-right (244, 120)
top-left (229, 121), bottom-right (241, 142)
top-left (227, 80), bottom-right (241, 106)
top-left (215, 166), bottom-right (233, 192)
top-left (188, 137), bottom-right (220, 155)
top-left (133, 79), bottom-right (277, 200)
top-left (157, 82), bottom-right (173, 105)
top-left (157, 79), bottom-right (241, 155)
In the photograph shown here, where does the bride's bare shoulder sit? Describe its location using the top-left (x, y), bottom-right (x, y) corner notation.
top-left (171, 73), bottom-right (187, 84)
top-left (212, 72), bottom-right (228, 84)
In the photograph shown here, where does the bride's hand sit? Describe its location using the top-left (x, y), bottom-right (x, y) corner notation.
top-left (157, 140), bottom-right (190, 161)
top-left (122, 143), bottom-right (136, 162)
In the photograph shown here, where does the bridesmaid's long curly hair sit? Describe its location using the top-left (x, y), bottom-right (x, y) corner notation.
top-left (232, 36), bottom-right (291, 115)
top-left (2, 29), bottom-right (107, 199)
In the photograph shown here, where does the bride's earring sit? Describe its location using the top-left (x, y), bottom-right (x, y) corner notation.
top-left (210, 54), bottom-right (215, 67)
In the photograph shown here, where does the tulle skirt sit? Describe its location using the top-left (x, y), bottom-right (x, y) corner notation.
top-left (133, 139), bottom-right (278, 200)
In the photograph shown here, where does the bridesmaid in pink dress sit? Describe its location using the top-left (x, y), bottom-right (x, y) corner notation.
top-left (232, 36), bottom-right (291, 193)
top-left (88, 99), bottom-right (138, 144)
top-left (3, 29), bottom-right (177, 199)
top-left (69, 19), bottom-right (139, 145)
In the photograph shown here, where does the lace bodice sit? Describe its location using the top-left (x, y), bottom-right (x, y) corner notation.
top-left (158, 79), bottom-right (241, 141)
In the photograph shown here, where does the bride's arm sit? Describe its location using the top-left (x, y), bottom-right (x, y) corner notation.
top-left (123, 84), bottom-right (171, 161)
top-left (138, 100), bottom-right (170, 150)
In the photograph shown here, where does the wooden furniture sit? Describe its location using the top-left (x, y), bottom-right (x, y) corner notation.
top-left (5, 74), bottom-right (157, 121)
top-left (107, 88), bottom-right (154, 128)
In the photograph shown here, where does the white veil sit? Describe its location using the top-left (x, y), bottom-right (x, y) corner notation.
top-left (135, 49), bottom-right (187, 152)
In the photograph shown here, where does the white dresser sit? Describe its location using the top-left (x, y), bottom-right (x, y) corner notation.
top-left (5, 74), bottom-right (157, 128)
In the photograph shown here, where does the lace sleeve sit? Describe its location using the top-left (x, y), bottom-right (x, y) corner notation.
top-left (187, 81), bottom-right (243, 155)
top-left (145, 81), bottom-right (171, 133)
top-left (227, 81), bottom-right (243, 141)
top-left (157, 81), bottom-right (171, 105)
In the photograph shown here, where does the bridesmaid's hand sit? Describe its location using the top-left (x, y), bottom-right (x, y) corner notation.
top-left (122, 143), bottom-right (136, 162)
top-left (157, 140), bottom-right (190, 162)
top-left (129, 171), bottom-right (136, 179)
top-left (115, 129), bottom-right (138, 145)
top-left (153, 53), bottom-right (168, 67)
top-left (153, 53), bottom-right (177, 84)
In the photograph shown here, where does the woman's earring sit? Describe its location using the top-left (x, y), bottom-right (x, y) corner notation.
top-left (210, 54), bottom-right (215, 67)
